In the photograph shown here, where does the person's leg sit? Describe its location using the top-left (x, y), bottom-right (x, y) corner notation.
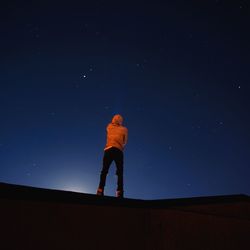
top-left (97, 149), bottom-right (113, 194)
top-left (114, 149), bottom-right (124, 197)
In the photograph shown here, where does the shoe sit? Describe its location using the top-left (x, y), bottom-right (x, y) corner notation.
top-left (116, 190), bottom-right (124, 198)
top-left (96, 188), bottom-right (104, 196)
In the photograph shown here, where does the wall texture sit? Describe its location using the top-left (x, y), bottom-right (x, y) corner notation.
top-left (0, 182), bottom-right (249, 250)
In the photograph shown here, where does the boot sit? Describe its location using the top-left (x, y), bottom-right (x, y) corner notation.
top-left (116, 190), bottom-right (124, 198)
top-left (96, 188), bottom-right (104, 196)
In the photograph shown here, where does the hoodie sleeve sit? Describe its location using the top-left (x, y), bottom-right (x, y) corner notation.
top-left (123, 127), bottom-right (128, 146)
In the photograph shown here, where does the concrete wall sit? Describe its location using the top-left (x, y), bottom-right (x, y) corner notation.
top-left (1, 197), bottom-right (250, 250)
top-left (148, 206), bottom-right (250, 250)
top-left (0, 183), bottom-right (249, 250)
top-left (1, 199), bottom-right (149, 250)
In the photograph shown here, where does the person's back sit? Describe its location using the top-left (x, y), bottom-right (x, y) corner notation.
top-left (97, 114), bottom-right (128, 198)
top-left (105, 115), bottom-right (128, 152)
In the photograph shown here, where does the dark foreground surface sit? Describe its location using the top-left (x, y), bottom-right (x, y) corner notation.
top-left (0, 182), bottom-right (249, 250)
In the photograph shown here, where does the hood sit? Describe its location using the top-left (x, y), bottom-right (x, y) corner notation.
top-left (111, 114), bottom-right (123, 125)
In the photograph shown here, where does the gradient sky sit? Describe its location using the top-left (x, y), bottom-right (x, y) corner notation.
top-left (1, 1), bottom-right (249, 199)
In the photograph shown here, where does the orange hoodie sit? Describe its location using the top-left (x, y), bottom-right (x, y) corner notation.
top-left (104, 114), bottom-right (128, 152)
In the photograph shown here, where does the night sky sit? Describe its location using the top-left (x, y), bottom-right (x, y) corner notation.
top-left (1, 1), bottom-right (250, 199)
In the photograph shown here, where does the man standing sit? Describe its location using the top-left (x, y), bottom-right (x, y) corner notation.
top-left (97, 114), bottom-right (128, 198)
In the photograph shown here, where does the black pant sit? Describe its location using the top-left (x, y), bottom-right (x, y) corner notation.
top-left (98, 147), bottom-right (124, 191)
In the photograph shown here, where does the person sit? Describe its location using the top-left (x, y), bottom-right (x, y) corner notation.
top-left (97, 114), bottom-right (128, 198)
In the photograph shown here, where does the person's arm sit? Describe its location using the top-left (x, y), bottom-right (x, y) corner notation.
top-left (123, 128), bottom-right (128, 146)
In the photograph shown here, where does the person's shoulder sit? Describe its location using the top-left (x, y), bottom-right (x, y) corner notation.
top-left (106, 123), bottom-right (113, 129)
top-left (122, 126), bottom-right (128, 133)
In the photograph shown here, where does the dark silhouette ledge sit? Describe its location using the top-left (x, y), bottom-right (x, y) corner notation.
top-left (0, 182), bottom-right (249, 250)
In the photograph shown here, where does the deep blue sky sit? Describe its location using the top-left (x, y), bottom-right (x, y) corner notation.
top-left (1, 1), bottom-right (249, 199)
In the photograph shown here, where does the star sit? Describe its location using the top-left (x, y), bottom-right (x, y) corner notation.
top-left (32, 163), bottom-right (39, 168)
